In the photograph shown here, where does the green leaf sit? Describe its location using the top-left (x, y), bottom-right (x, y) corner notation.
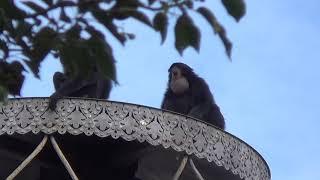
top-left (128, 10), bottom-right (152, 27)
top-left (6, 61), bottom-right (25, 96)
top-left (43, 0), bottom-right (53, 6)
top-left (0, 61), bottom-right (25, 96)
top-left (114, 0), bottom-right (140, 9)
top-left (92, 10), bottom-right (127, 45)
top-left (174, 14), bottom-right (201, 55)
top-left (153, 12), bottom-right (168, 44)
top-left (26, 27), bottom-right (57, 77)
top-left (104, 22), bottom-right (126, 45)
top-left (217, 27), bottom-right (232, 58)
top-left (126, 33), bottom-right (135, 40)
top-left (0, 40), bottom-right (9, 59)
top-left (221, 0), bottom-right (246, 22)
top-left (15, 20), bottom-right (33, 39)
top-left (197, 7), bottom-right (220, 34)
top-left (56, 1), bottom-right (77, 7)
top-left (2, 16), bottom-right (14, 33)
top-left (86, 28), bottom-right (116, 81)
top-left (111, 0), bottom-right (142, 20)
top-left (86, 25), bottom-right (105, 40)
top-left (0, 0), bottom-right (26, 19)
top-left (148, 0), bottom-right (156, 5)
top-left (59, 40), bottom-right (90, 78)
top-left (16, 37), bottom-right (30, 52)
top-left (185, 0), bottom-right (194, 9)
top-left (197, 7), bottom-right (232, 58)
top-left (0, 9), bottom-right (5, 30)
top-left (59, 36), bottom-right (117, 83)
top-left (88, 37), bottom-right (117, 82)
top-left (60, 8), bottom-right (71, 23)
top-left (22, 1), bottom-right (46, 13)
top-left (65, 24), bottom-right (82, 40)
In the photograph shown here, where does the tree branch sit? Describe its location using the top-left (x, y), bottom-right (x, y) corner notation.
top-left (23, 0), bottom-right (100, 19)
top-left (139, 0), bottom-right (187, 11)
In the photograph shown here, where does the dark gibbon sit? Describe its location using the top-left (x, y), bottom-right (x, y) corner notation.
top-left (161, 62), bottom-right (225, 129)
top-left (48, 65), bottom-right (112, 110)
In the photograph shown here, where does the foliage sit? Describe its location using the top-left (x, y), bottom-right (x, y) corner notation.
top-left (0, 0), bottom-right (246, 100)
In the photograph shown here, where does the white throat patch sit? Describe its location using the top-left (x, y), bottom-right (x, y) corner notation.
top-left (170, 77), bottom-right (189, 94)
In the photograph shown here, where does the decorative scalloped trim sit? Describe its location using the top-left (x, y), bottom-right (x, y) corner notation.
top-left (0, 98), bottom-right (270, 180)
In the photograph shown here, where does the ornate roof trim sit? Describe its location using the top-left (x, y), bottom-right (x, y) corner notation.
top-left (0, 97), bottom-right (271, 180)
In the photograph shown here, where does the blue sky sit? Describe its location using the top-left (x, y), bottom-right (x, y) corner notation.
top-left (21, 0), bottom-right (320, 179)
